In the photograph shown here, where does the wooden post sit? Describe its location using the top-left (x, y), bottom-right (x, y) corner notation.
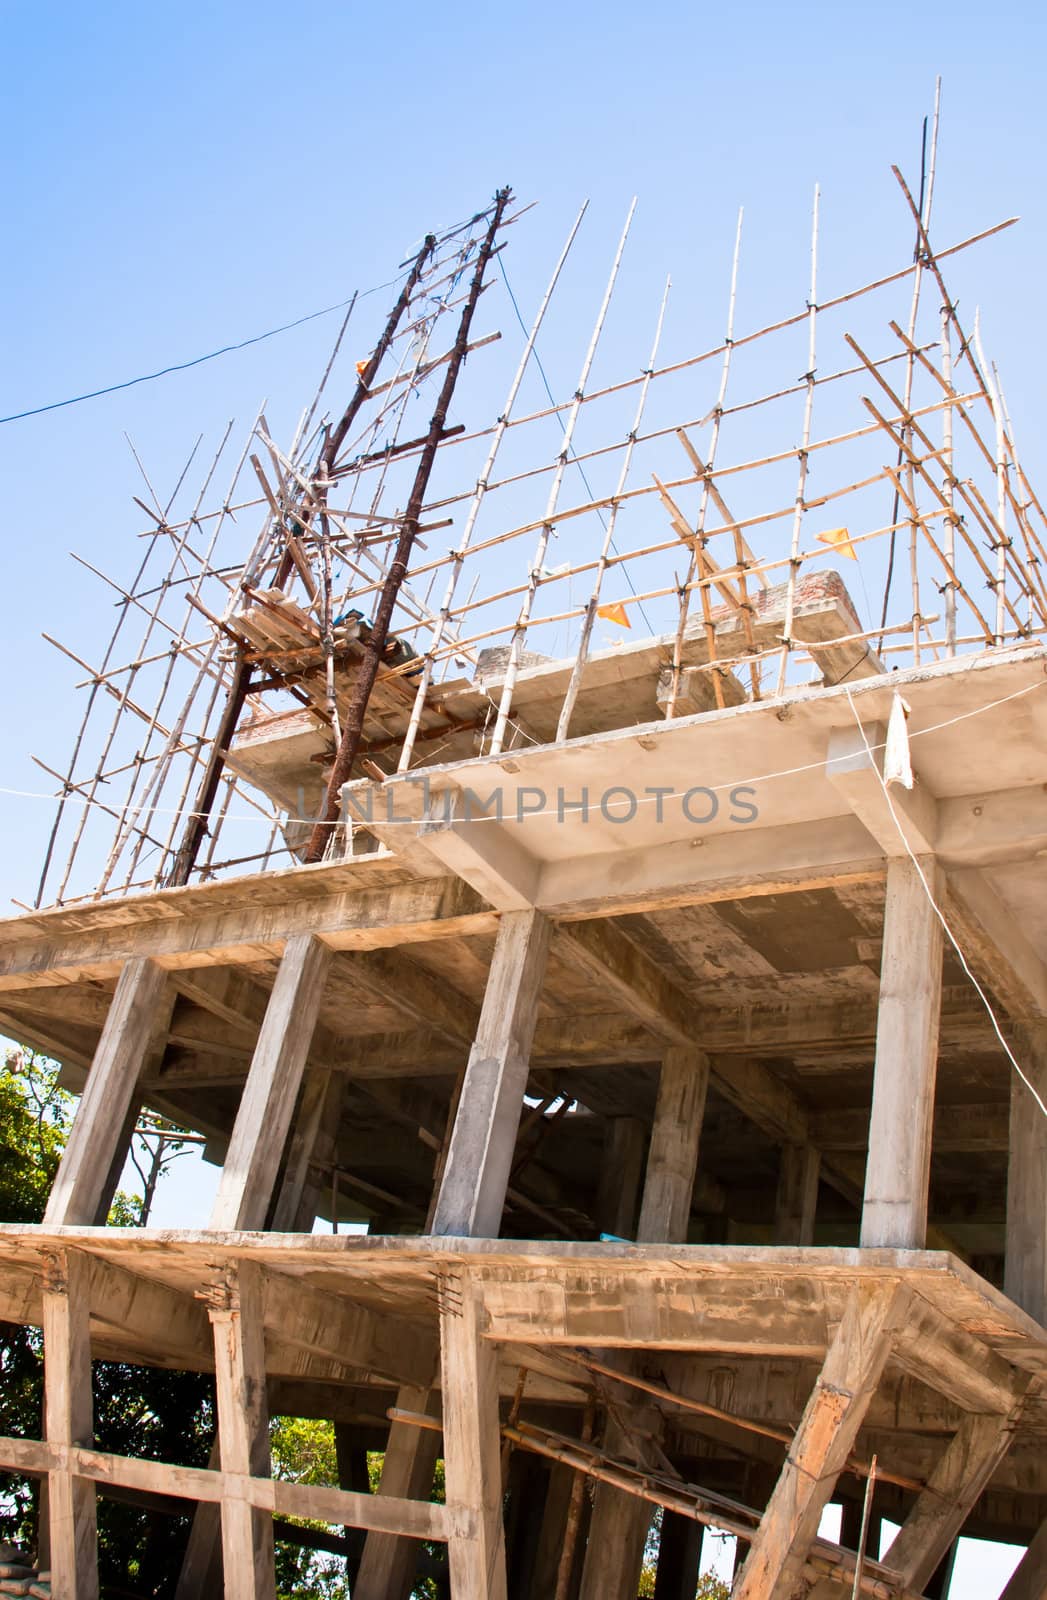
top-left (636, 1046), bottom-right (710, 1243)
top-left (334, 1423), bottom-right (371, 1587)
top-left (173, 1441), bottom-right (222, 1599)
top-left (42, 1248), bottom-right (97, 1600)
top-left (580, 1046), bottom-right (710, 1600)
top-left (861, 858), bottom-right (944, 1248)
top-left (733, 1282), bottom-right (908, 1600)
top-left (179, 1057), bottom-right (339, 1600)
top-left (352, 1385), bottom-right (441, 1600)
top-left (441, 1277), bottom-right (507, 1600)
top-left (881, 1411), bottom-right (1020, 1593)
top-left (1000, 1516), bottom-right (1047, 1600)
top-left (1005, 1024), bottom-right (1047, 1324)
top-left (211, 934), bottom-right (331, 1231)
top-left (595, 1117), bottom-right (646, 1238)
top-left (206, 1262), bottom-right (275, 1599)
top-left (924, 1544), bottom-right (959, 1600)
top-left (531, 1464), bottom-right (576, 1598)
top-left (775, 1144), bottom-right (821, 1245)
top-left (431, 908), bottom-right (551, 1237)
top-left (270, 1068), bottom-right (344, 1232)
top-left (44, 957), bottom-right (171, 1225)
top-left (653, 1511), bottom-right (703, 1600)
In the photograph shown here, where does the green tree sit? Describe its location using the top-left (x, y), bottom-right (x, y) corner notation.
top-left (0, 1046), bottom-right (215, 1595)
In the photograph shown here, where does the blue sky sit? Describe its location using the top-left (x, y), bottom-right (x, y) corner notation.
top-left (3, 0), bottom-right (1047, 899)
top-left (2, 5), bottom-right (1045, 1587)
top-left (2, 0), bottom-right (1047, 902)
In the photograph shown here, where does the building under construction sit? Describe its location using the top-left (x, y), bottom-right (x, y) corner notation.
top-left (3, 140), bottom-right (1047, 1600)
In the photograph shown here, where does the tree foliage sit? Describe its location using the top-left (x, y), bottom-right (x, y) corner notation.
top-left (0, 1046), bottom-right (214, 1595)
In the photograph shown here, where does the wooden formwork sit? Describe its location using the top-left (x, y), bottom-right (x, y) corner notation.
top-left (2, 644), bottom-right (1047, 1595)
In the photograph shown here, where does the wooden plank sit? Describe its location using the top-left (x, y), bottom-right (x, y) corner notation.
top-left (775, 1145), bottom-right (821, 1246)
top-left (637, 1046), bottom-right (709, 1244)
top-left (431, 908), bottom-right (551, 1237)
top-left (882, 1410), bottom-right (1022, 1591)
top-left (42, 1248), bottom-right (98, 1600)
top-left (890, 1296), bottom-right (1025, 1415)
top-left (43, 958), bottom-right (171, 1226)
top-left (733, 1282), bottom-right (909, 1600)
top-left (0, 874), bottom-right (495, 988)
top-left (1006, 1024), bottom-right (1047, 1325)
top-left (207, 1262), bottom-right (275, 1600)
top-left (812, 1102), bottom-right (1010, 1155)
top-left (261, 1270), bottom-right (436, 1389)
top-left (86, 1255), bottom-right (210, 1365)
top-left (210, 934), bottom-right (331, 1231)
top-left (441, 1280), bottom-right (507, 1599)
top-left (861, 857), bottom-right (944, 1248)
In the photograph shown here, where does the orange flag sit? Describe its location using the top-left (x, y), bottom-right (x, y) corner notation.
top-left (816, 526), bottom-right (857, 561)
top-left (596, 600), bottom-right (631, 629)
top-left (355, 358), bottom-right (369, 377)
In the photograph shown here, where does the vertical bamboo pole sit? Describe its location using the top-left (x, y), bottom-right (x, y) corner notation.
top-left (488, 199), bottom-right (637, 757)
top-left (940, 310), bottom-right (958, 655)
top-left (665, 208), bottom-right (748, 718)
top-left (879, 96), bottom-right (940, 655)
top-left (397, 203), bottom-right (589, 771)
top-left (556, 273), bottom-right (671, 742)
top-left (775, 185), bottom-right (820, 696)
top-left (973, 316), bottom-right (1009, 645)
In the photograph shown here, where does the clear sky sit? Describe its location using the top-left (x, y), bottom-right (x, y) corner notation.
top-left (2, 4), bottom-right (1045, 1589)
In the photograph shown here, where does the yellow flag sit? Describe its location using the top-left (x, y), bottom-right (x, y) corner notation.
top-left (816, 526), bottom-right (857, 561)
top-left (596, 601), bottom-right (631, 629)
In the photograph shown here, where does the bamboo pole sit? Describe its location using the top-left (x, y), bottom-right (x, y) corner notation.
top-left (972, 315), bottom-right (1010, 645)
top-left (556, 274), bottom-right (671, 741)
top-left (776, 185), bottom-right (820, 694)
top-left (396, 201), bottom-right (589, 771)
top-left (488, 197), bottom-right (637, 756)
top-left (553, 1400), bottom-right (595, 1600)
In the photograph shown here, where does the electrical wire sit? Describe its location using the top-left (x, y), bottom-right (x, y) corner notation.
top-left (0, 274), bottom-right (416, 427)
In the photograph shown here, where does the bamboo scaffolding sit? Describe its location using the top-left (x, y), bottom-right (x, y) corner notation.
top-left (775, 185), bottom-right (821, 696)
top-left (397, 202), bottom-right (589, 771)
top-left (488, 198), bottom-right (637, 757)
top-left (34, 179), bottom-right (1047, 909)
top-left (556, 274), bottom-right (672, 742)
top-left (666, 210), bottom-right (759, 714)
